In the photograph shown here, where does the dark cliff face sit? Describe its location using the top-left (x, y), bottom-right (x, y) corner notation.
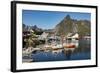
top-left (54, 15), bottom-right (90, 36)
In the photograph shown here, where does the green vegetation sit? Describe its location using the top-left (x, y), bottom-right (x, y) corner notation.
top-left (55, 15), bottom-right (90, 36)
top-left (77, 21), bottom-right (90, 36)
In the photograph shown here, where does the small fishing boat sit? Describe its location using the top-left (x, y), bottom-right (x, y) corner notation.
top-left (43, 45), bottom-right (52, 52)
top-left (51, 44), bottom-right (63, 54)
top-left (63, 43), bottom-right (76, 48)
top-left (63, 43), bottom-right (76, 52)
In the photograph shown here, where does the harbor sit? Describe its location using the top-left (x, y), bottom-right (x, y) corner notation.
top-left (22, 14), bottom-right (91, 63)
top-left (22, 35), bottom-right (90, 62)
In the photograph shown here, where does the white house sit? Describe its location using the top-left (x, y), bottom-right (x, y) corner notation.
top-left (38, 32), bottom-right (49, 40)
top-left (67, 33), bottom-right (79, 40)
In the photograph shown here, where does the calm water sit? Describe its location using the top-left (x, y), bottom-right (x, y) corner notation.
top-left (31, 38), bottom-right (91, 62)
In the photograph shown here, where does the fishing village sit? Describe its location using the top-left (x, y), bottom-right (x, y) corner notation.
top-left (22, 15), bottom-right (91, 62)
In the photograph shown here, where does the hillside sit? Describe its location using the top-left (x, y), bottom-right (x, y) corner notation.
top-left (54, 15), bottom-right (90, 36)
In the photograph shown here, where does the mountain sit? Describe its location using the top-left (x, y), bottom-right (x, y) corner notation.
top-left (54, 15), bottom-right (90, 36)
top-left (31, 25), bottom-right (43, 35)
top-left (23, 15), bottom-right (90, 36)
top-left (23, 24), bottom-right (43, 35)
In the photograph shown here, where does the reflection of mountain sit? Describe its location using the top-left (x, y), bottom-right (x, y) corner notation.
top-left (55, 15), bottom-right (90, 36)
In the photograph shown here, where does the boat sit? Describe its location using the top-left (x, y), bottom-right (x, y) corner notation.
top-left (43, 45), bottom-right (52, 52)
top-left (51, 44), bottom-right (63, 54)
top-left (63, 43), bottom-right (75, 52)
top-left (63, 43), bottom-right (76, 48)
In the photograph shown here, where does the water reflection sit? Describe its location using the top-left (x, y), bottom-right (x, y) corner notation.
top-left (30, 38), bottom-right (90, 62)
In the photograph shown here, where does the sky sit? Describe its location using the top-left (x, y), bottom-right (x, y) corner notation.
top-left (22, 10), bottom-right (91, 29)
